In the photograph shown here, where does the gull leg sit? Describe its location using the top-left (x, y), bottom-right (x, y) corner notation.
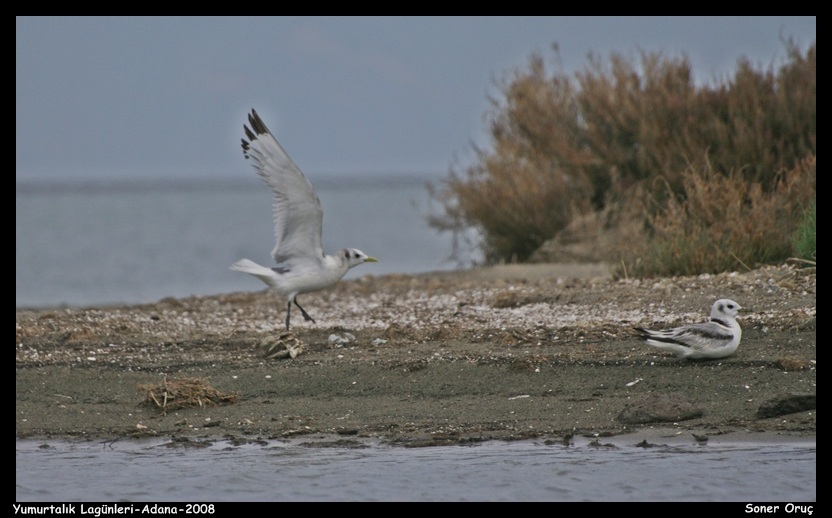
top-left (294, 298), bottom-right (316, 323)
top-left (285, 301), bottom-right (292, 330)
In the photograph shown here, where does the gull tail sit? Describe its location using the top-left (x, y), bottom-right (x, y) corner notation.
top-left (634, 327), bottom-right (656, 340)
top-left (230, 259), bottom-right (278, 287)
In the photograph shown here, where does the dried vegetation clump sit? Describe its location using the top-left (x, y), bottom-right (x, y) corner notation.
top-left (628, 155), bottom-right (816, 277)
top-left (138, 376), bottom-right (239, 415)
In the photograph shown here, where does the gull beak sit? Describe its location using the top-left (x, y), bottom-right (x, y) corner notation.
top-left (365, 257), bottom-right (379, 263)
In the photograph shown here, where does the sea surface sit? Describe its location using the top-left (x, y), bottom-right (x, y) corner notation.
top-left (16, 174), bottom-right (479, 309)
top-left (16, 436), bottom-right (816, 502)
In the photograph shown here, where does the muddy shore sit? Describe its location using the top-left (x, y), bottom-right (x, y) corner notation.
top-left (16, 262), bottom-right (815, 446)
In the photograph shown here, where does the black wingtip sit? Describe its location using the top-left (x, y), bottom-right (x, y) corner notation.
top-left (241, 109), bottom-right (269, 158)
top-left (247, 109), bottom-right (270, 136)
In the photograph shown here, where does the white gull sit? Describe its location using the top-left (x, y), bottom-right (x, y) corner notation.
top-left (634, 299), bottom-right (743, 360)
top-left (231, 109), bottom-right (377, 330)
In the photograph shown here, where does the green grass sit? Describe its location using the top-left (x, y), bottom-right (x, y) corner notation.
top-left (793, 200), bottom-right (816, 262)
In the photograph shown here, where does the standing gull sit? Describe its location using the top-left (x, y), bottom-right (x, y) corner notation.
top-left (634, 299), bottom-right (743, 360)
top-left (231, 109), bottom-right (378, 330)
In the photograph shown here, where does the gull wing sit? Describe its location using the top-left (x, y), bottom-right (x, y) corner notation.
top-left (641, 322), bottom-right (735, 353)
top-left (242, 109), bottom-right (324, 264)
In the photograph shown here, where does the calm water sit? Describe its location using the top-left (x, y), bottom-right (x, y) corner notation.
top-left (16, 436), bottom-right (816, 502)
top-left (15, 174), bottom-right (480, 309)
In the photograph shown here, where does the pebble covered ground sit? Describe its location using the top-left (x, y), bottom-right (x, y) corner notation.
top-left (16, 262), bottom-right (815, 443)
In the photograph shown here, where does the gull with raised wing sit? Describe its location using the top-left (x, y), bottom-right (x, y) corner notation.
top-left (634, 299), bottom-right (743, 360)
top-left (231, 109), bottom-right (377, 330)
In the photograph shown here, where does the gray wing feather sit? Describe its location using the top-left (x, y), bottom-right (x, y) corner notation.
top-left (242, 109), bottom-right (324, 264)
top-left (643, 322), bottom-right (734, 352)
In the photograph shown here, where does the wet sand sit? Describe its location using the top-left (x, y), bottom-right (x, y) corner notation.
top-left (16, 263), bottom-right (815, 446)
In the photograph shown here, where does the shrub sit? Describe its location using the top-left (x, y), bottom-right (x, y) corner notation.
top-left (428, 52), bottom-right (593, 264)
top-left (429, 40), bottom-right (816, 272)
top-left (620, 155), bottom-right (816, 277)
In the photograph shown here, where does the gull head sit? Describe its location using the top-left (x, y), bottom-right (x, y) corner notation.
top-left (711, 299), bottom-right (742, 320)
top-left (340, 248), bottom-right (378, 269)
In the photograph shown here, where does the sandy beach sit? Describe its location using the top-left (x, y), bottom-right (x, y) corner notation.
top-left (16, 262), bottom-right (815, 446)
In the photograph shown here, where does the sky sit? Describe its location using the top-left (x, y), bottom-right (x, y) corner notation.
top-left (16, 16), bottom-right (816, 183)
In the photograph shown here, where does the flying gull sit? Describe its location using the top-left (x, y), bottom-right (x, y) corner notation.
top-left (231, 109), bottom-right (378, 330)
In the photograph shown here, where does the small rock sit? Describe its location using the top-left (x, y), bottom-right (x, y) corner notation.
top-left (756, 393), bottom-right (816, 419)
top-left (617, 393), bottom-right (704, 424)
top-left (328, 332), bottom-right (356, 346)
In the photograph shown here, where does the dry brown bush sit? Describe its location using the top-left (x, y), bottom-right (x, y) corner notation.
top-left (620, 155), bottom-right (816, 277)
top-left (430, 40), bottom-right (816, 273)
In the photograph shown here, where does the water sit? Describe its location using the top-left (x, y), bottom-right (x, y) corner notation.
top-left (16, 437), bottom-right (816, 502)
top-left (15, 174), bottom-right (480, 309)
